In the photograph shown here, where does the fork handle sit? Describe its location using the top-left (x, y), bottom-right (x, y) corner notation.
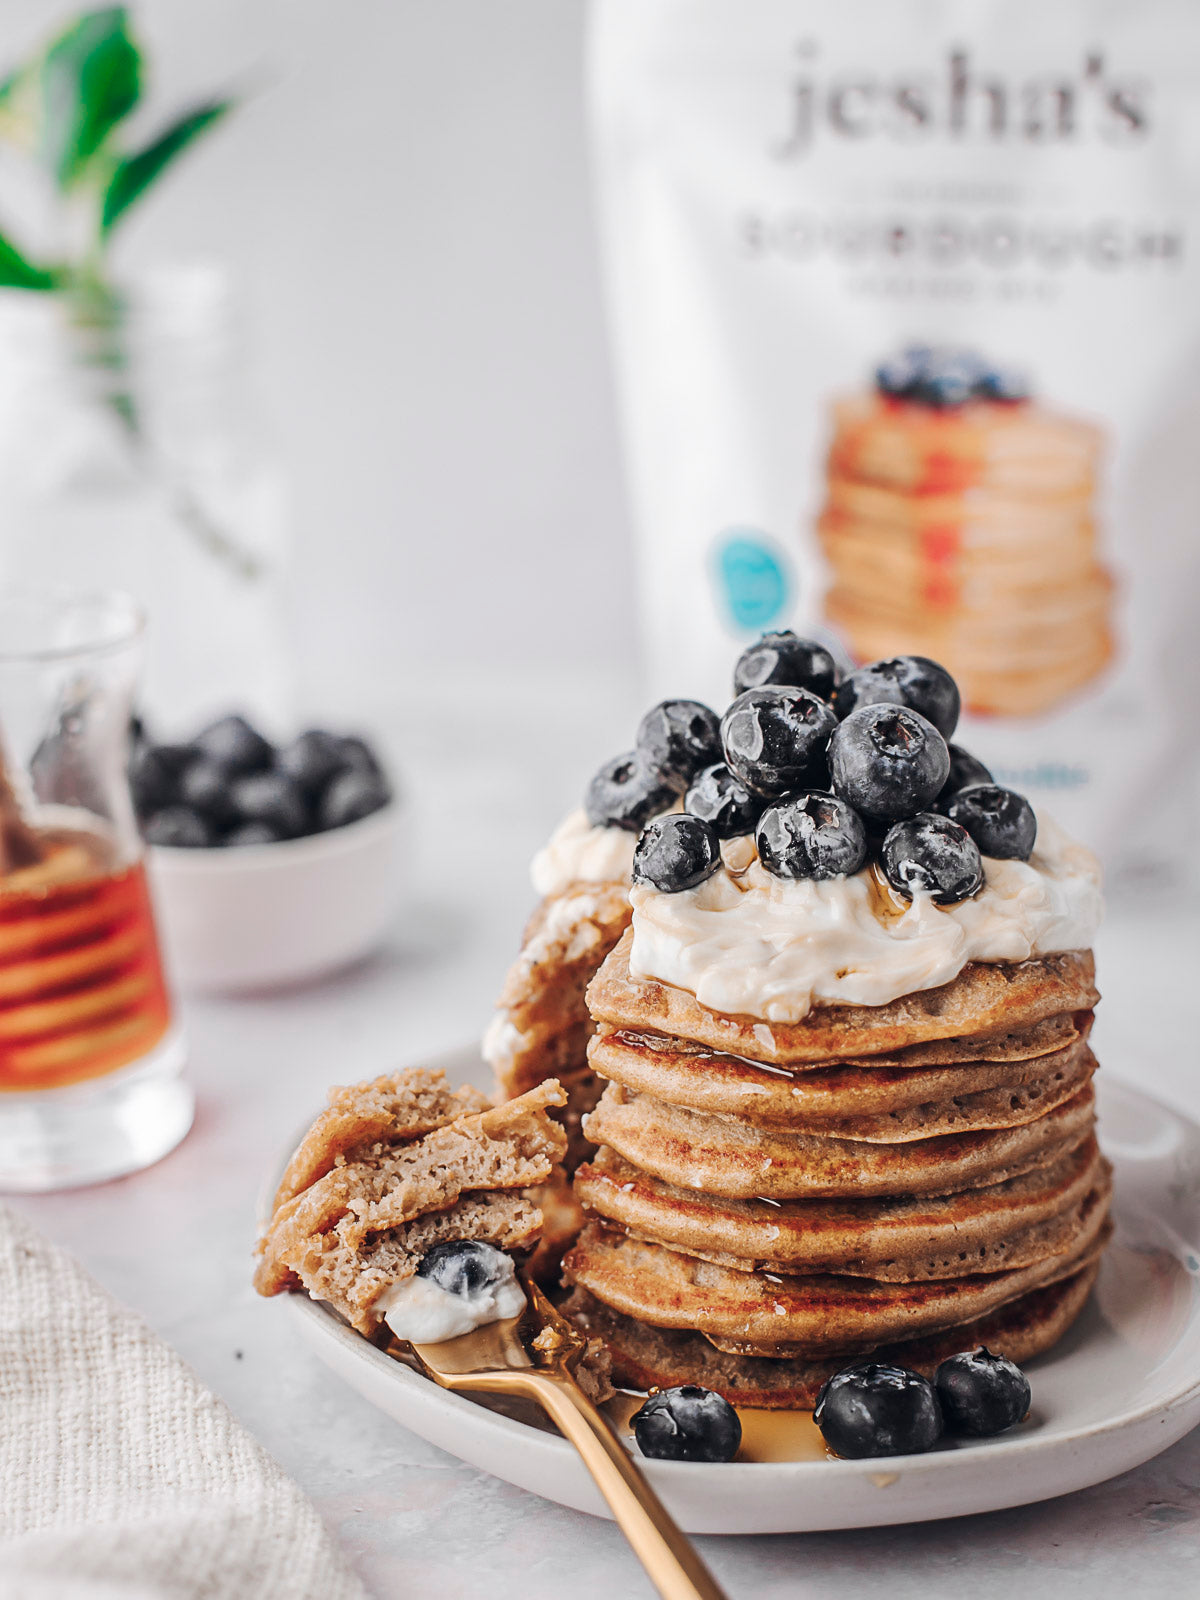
top-left (463, 1370), bottom-right (728, 1600)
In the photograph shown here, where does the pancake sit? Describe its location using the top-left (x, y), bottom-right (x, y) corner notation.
top-left (588, 1023), bottom-right (1094, 1132)
top-left (583, 1081), bottom-right (1095, 1200)
top-left (486, 880), bottom-right (631, 1099)
top-left (588, 933), bottom-right (1099, 1067)
top-left (561, 1265), bottom-right (1099, 1409)
top-left (563, 1203), bottom-right (1109, 1356)
top-left (821, 473), bottom-right (1095, 544)
top-left (574, 1138), bottom-right (1109, 1280)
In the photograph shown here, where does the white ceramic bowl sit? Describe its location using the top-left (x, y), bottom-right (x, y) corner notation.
top-left (148, 801), bottom-right (407, 993)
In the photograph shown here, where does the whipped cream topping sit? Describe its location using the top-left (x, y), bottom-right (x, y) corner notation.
top-left (374, 1255), bottom-right (526, 1343)
top-left (530, 808), bottom-right (638, 897)
top-left (629, 811), bottom-right (1102, 1023)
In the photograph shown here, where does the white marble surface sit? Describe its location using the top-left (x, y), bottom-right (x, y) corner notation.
top-left (10, 686), bottom-right (1200, 1600)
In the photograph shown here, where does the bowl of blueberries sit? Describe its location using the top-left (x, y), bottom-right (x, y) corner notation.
top-left (132, 713), bottom-right (404, 993)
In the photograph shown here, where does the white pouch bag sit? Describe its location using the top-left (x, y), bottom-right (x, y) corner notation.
top-left (589, 0), bottom-right (1200, 870)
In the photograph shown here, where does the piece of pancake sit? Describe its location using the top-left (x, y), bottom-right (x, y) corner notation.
top-left (561, 1265), bottom-right (1099, 1409)
top-left (563, 1202), bottom-right (1109, 1356)
top-left (588, 933), bottom-right (1099, 1068)
top-left (575, 1138), bottom-right (1109, 1280)
top-left (255, 1075), bottom-right (567, 1308)
top-left (583, 1081), bottom-right (1095, 1200)
top-left (588, 1023), bottom-right (1094, 1132)
top-left (484, 880), bottom-right (629, 1173)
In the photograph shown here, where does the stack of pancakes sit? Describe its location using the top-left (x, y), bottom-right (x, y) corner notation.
top-left (818, 394), bottom-right (1114, 718)
top-left (563, 931), bottom-right (1111, 1408)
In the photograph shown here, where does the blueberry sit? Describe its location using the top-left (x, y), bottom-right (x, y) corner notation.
top-left (935, 744), bottom-right (994, 811)
top-left (632, 814), bottom-right (721, 893)
top-left (229, 772), bottom-right (308, 839)
top-left (814, 1363), bottom-right (943, 1459)
top-left (834, 656), bottom-right (961, 739)
top-left (733, 631), bottom-right (838, 700)
top-left (828, 705), bottom-right (950, 821)
top-left (631, 1385), bottom-right (742, 1464)
top-left (179, 759), bottom-right (240, 828)
top-left (142, 806), bottom-right (214, 848)
top-left (192, 713), bottom-right (274, 776)
top-left (277, 730), bottom-right (347, 797)
top-left (684, 763), bottom-right (762, 839)
top-left (947, 785), bottom-right (1037, 861)
top-left (317, 768), bottom-right (391, 831)
top-left (636, 700), bottom-right (722, 789)
top-left (417, 1240), bottom-right (510, 1297)
top-left (223, 821), bottom-right (282, 847)
top-left (881, 813), bottom-right (984, 904)
top-left (935, 1348), bottom-right (1031, 1437)
top-left (720, 686), bottom-right (837, 798)
top-left (337, 734), bottom-right (386, 779)
top-left (128, 743), bottom-right (195, 816)
top-left (876, 346), bottom-right (930, 399)
top-left (585, 752), bottom-right (678, 832)
top-left (975, 367), bottom-right (1029, 403)
top-left (756, 792), bottom-right (867, 881)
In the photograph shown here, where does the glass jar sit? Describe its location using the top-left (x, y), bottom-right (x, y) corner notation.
top-left (0, 265), bottom-right (291, 731)
top-left (0, 587), bottom-right (190, 1190)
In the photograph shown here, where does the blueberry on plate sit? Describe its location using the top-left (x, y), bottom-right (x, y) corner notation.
top-left (876, 346), bottom-right (930, 400)
top-left (935, 1347), bottom-right (1031, 1437)
top-left (318, 767), bottom-right (391, 831)
top-left (947, 784), bottom-right (1037, 861)
top-left (129, 743), bottom-right (195, 816)
top-left (881, 813), bottom-right (984, 904)
top-left (585, 751), bottom-right (678, 832)
top-left (223, 821), bottom-right (283, 847)
top-left (755, 792), bottom-right (867, 881)
top-left (814, 1363), bottom-right (943, 1459)
top-left (142, 806), bottom-right (214, 848)
top-left (631, 1385), bottom-right (742, 1464)
top-left (828, 705), bottom-right (950, 821)
top-left (192, 713), bottom-right (274, 776)
top-left (683, 763), bottom-right (762, 839)
top-left (632, 813), bottom-right (721, 893)
top-left (636, 700), bottom-right (722, 789)
top-left (732, 631), bottom-right (838, 700)
top-left (720, 686), bottom-right (837, 798)
top-left (417, 1240), bottom-right (510, 1297)
top-left (229, 772), bottom-right (308, 839)
top-left (277, 729), bottom-right (348, 797)
top-left (179, 759), bottom-right (240, 829)
top-left (935, 743), bottom-right (994, 811)
top-left (833, 656), bottom-right (961, 740)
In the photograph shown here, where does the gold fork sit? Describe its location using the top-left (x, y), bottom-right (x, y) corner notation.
top-left (387, 1280), bottom-right (729, 1600)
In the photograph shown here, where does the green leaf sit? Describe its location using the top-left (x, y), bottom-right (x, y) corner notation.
top-left (40, 8), bottom-right (141, 189)
top-left (101, 98), bottom-right (231, 233)
top-left (0, 225), bottom-right (55, 290)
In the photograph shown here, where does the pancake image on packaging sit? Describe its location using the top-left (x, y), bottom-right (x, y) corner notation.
top-left (589, 932), bottom-right (1099, 1067)
top-left (817, 380), bottom-right (1114, 718)
top-left (588, 1018), bottom-right (1094, 1132)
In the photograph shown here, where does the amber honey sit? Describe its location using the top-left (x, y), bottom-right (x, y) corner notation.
top-left (0, 831), bottom-right (172, 1092)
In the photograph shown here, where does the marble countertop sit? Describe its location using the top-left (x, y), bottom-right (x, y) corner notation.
top-left (11, 686), bottom-right (1200, 1600)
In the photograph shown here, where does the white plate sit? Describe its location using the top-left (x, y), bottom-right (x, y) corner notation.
top-left (282, 1049), bottom-right (1200, 1534)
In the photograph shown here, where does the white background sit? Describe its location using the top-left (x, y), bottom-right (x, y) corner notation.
top-left (0, 0), bottom-right (634, 708)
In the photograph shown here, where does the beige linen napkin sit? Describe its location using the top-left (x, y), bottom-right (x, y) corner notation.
top-left (0, 1204), bottom-right (367, 1600)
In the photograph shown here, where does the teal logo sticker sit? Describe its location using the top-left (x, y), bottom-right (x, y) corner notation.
top-left (712, 530), bottom-right (791, 632)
